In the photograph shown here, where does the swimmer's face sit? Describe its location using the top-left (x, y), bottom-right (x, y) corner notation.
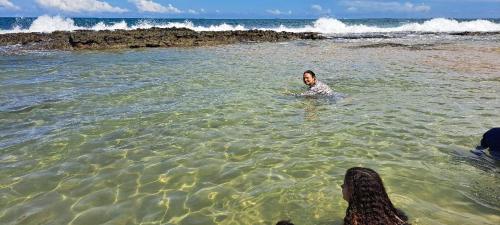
top-left (303, 73), bottom-right (316, 86)
top-left (341, 182), bottom-right (350, 202)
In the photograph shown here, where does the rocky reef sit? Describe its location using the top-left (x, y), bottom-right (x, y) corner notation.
top-left (0, 28), bottom-right (324, 50)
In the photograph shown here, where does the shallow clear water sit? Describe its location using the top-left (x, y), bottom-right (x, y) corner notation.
top-left (1, 36), bottom-right (499, 225)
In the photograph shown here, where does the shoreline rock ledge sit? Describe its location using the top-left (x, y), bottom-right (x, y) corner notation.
top-left (0, 28), bottom-right (324, 50)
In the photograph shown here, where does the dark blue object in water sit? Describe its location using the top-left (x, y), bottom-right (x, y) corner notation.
top-left (478, 128), bottom-right (500, 160)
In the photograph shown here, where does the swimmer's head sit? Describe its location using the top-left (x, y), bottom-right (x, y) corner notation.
top-left (342, 167), bottom-right (407, 225)
top-left (303, 70), bottom-right (316, 87)
top-left (276, 220), bottom-right (294, 225)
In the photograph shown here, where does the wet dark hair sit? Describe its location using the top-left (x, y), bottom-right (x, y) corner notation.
top-left (276, 220), bottom-right (294, 225)
top-left (343, 167), bottom-right (409, 225)
top-left (303, 70), bottom-right (316, 78)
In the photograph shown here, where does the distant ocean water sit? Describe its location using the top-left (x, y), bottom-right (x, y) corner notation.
top-left (1, 15), bottom-right (500, 35)
top-left (1, 15), bottom-right (500, 225)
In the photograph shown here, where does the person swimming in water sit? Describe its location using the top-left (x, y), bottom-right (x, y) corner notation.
top-left (275, 220), bottom-right (294, 225)
top-left (300, 70), bottom-right (333, 96)
top-left (275, 167), bottom-right (408, 225)
top-left (342, 167), bottom-right (409, 225)
top-left (471, 127), bottom-right (500, 160)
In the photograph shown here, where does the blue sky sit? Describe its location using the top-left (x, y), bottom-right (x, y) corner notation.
top-left (1, 0), bottom-right (499, 18)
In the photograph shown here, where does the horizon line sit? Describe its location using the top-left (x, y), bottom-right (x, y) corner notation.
top-left (1, 16), bottom-right (500, 20)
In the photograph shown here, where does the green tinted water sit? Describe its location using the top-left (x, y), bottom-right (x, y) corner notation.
top-left (1, 38), bottom-right (499, 225)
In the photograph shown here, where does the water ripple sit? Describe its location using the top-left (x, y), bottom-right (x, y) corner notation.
top-left (1, 39), bottom-right (499, 224)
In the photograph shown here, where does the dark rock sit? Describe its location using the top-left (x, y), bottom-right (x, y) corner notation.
top-left (0, 27), bottom-right (325, 50)
top-left (450, 31), bottom-right (500, 36)
top-left (351, 42), bottom-right (446, 50)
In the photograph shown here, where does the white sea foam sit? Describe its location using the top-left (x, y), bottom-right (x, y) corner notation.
top-left (269, 17), bottom-right (500, 33)
top-left (1, 15), bottom-right (129, 33)
top-left (1, 15), bottom-right (499, 34)
top-left (129, 20), bottom-right (246, 31)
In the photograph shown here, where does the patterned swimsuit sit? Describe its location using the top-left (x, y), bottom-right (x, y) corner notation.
top-left (301, 80), bottom-right (333, 96)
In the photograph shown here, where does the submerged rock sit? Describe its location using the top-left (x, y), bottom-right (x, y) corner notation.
top-left (0, 28), bottom-right (324, 50)
top-left (351, 42), bottom-right (443, 50)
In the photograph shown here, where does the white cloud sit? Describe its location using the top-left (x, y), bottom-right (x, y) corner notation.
top-left (311, 4), bottom-right (322, 12)
top-left (0, 0), bottom-right (20, 10)
top-left (347, 7), bottom-right (357, 12)
top-left (188, 9), bottom-right (198, 14)
top-left (266, 9), bottom-right (292, 15)
top-left (311, 4), bottom-right (331, 14)
top-left (36, 0), bottom-right (127, 13)
top-left (434, 0), bottom-right (500, 2)
top-left (343, 1), bottom-right (430, 13)
top-left (129, 0), bottom-right (180, 13)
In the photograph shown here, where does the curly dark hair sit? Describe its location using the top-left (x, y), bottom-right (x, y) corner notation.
top-left (343, 167), bottom-right (409, 225)
top-left (276, 220), bottom-right (294, 225)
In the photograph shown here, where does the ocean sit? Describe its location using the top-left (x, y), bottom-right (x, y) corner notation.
top-left (1, 16), bottom-right (500, 34)
top-left (0, 16), bottom-right (499, 225)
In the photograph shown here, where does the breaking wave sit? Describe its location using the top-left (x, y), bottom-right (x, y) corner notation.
top-left (271, 17), bottom-right (500, 33)
top-left (1, 15), bottom-right (499, 34)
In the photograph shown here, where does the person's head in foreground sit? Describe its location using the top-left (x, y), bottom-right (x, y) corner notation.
top-left (471, 127), bottom-right (500, 160)
top-left (303, 70), bottom-right (316, 87)
top-left (275, 220), bottom-right (294, 225)
top-left (342, 167), bottom-right (409, 225)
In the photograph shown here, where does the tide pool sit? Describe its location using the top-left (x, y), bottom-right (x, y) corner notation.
top-left (1, 36), bottom-right (499, 224)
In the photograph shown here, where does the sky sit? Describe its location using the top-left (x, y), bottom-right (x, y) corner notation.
top-left (0, 0), bottom-right (499, 18)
